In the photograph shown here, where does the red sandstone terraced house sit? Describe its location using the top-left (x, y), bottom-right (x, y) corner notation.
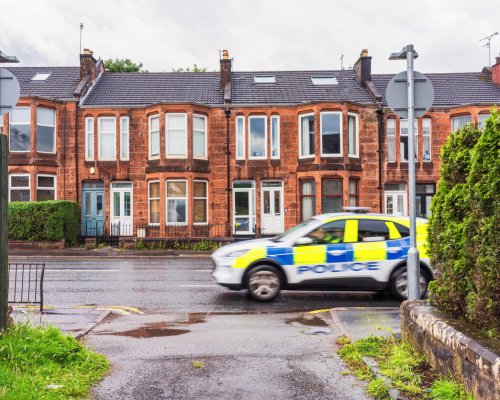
top-left (2, 49), bottom-right (500, 240)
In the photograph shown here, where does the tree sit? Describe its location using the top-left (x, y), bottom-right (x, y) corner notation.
top-left (104, 58), bottom-right (143, 73)
top-left (172, 64), bottom-right (207, 73)
top-left (427, 109), bottom-right (499, 337)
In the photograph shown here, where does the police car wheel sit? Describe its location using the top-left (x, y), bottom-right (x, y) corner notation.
top-left (246, 265), bottom-right (282, 302)
top-left (390, 266), bottom-right (430, 300)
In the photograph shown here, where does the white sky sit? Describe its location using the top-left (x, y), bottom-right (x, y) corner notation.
top-left (1, 0), bottom-right (499, 74)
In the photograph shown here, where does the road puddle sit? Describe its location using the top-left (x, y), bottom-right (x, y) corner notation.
top-left (287, 314), bottom-right (332, 335)
top-left (106, 322), bottom-right (190, 338)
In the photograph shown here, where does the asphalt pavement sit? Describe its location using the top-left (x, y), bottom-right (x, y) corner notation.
top-left (9, 255), bottom-right (402, 399)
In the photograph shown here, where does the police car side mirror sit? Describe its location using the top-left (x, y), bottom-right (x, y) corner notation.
top-left (295, 237), bottom-right (313, 246)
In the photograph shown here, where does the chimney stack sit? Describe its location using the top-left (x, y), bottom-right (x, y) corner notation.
top-left (353, 49), bottom-right (372, 86)
top-left (80, 48), bottom-right (97, 81)
top-left (492, 55), bottom-right (500, 85)
top-left (220, 49), bottom-right (232, 90)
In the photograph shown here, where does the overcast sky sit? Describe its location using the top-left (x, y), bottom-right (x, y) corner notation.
top-left (1, 0), bottom-right (499, 74)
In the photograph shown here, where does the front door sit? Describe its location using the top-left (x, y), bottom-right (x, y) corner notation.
top-left (233, 181), bottom-right (255, 235)
top-left (81, 181), bottom-right (104, 237)
top-left (261, 181), bottom-right (284, 235)
top-left (385, 191), bottom-right (407, 216)
top-left (110, 182), bottom-right (133, 236)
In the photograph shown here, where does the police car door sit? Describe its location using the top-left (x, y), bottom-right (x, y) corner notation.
top-left (289, 219), bottom-right (354, 285)
top-left (346, 218), bottom-right (395, 288)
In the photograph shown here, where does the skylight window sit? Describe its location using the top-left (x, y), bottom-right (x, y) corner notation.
top-left (254, 76), bottom-right (276, 84)
top-left (31, 73), bottom-right (51, 81)
top-left (311, 77), bottom-right (338, 85)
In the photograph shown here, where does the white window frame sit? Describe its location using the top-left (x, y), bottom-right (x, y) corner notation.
top-left (120, 116), bottom-right (129, 161)
top-left (166, 179), bottom-right (188, 225)
top-left (193, 114), bottom-right (207, 159)
top-left (148, 180), bottom-right (161, 226)
top-left (236, 116), bottom-right (245, 160)
top-left (347, 112), bottom-right (359, 158)
top-left (478, 113), bottom-right (490, 130)
top-left (165, 113), bottom-right (187, 158)
top-left (299, 113), bottom-right (315, 159)
top-left (8, 174), bottom-right (30, 202)
top-left (422, 118), bottom-right (431, 162)
top-left (451, 115), bottom-right (472, 132)
top-left (387, 118), bottom-right (396, 162)
top-left (148, 114), bottom-right (160, 159)
top-left (399, 119), bottom-right (418, 162)
top-left (84, 117), bottom-right (94, 161)
top-left (98, 116), bottom-right (117, 161)
top-left (320, 111), bottom-right (343, 157)
top-left (36, 174), bottom-right (57, 201)
top-left (248, 115), bottom-right (267, 160)
top-left (193, 180), bottom-right (208, 225)
top-left (270, 115), bottom-right (280, 159)
top-left (36, 107), bottom-right (56, 154)
top-left (9, 106), bottom-right (31, 153)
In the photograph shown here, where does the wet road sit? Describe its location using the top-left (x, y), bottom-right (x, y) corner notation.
top-left (13, 257), bottom-right (401, 312)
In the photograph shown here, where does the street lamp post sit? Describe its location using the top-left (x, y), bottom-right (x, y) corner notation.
top-left (389, 44), bottom-right (420, 301)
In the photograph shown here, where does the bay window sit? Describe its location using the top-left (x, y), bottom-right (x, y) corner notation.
top-left (9, 174), bottom-right (30, 202)
top-left (148, 181), bottom-right (160, 224)
top-left (299, 114), bottom-right (315, 158)
top-left (193, 114), bottom-right (207, 158)
top-left (193, 180), bottom-right (208, 224)
top-left (422, 118), bottom-right (431, 162)
top-left (271, 115), bottom-right (280, 159)
top-left (166, 180), bottom-right (187, 224)
top-left (349, 179), bottom-right (359, 207)
top-left (321, 112), bottom-right (342, 156)
top-left (85, 117), bottom-right (94, 161)
top-left (400, 119), bottom-right (418, 162)
top-left (249, 116), bottom-right (266, 159)
top-left (387, 119), bottom-right (396, 162)
top-left (9, 107), bottom-right (31, 152)
top-left (166, 113), bottom-right (187, 157)
top-left (451, 115), bottom-right (472, 132)
top-left (98, 117), bottom-right (116, 160)
top-left (301, 180), bottom-right (316, 220)
top-left (36, 175), bottom-right (56, 201)
top-left (149, 115), bottom-right (160, 159)
top-left (120, 116), bottom-right (129, 160)
top-left (322, 178), bottom-right (343, 213)
top-left (348, 113), bottom-right (358, 157)
top-left (36, 108), bottom-right (56, 153)
top-left (236, 116), bottom-right (245, 159)
top-left (478, 113), bottom-right (490, 130)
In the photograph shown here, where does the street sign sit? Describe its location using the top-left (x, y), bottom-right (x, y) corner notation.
top-left (0, 68), bottom-right (21, 117)
top-left (386, 70), bottom-right (434, 118)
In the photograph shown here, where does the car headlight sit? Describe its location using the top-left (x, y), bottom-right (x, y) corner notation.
top-left (225, 249), bottom-right (250, 258)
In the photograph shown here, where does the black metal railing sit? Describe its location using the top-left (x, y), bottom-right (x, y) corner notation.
top-left (8, 263), bottom-right (45, 312)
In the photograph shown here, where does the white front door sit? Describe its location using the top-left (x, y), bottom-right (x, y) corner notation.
top-left (233, 181), bottom-right (255, 234)
top-left (261, 181), bottom-right (284, 235)
top-left (385, 191), bottom-right (407, 216)
top-left (110, 182), bottom-right (133, 236)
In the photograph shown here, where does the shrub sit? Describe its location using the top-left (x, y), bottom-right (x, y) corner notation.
top-left (428, 109), bottom-right (500, 336)
top-left (8, 201), bottom-right (79, 245)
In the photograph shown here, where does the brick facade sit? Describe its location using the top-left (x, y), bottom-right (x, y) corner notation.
top-left (2, 50), bottom-right (499, 238)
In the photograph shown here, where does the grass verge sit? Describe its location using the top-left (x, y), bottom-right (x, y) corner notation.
top-left (0, 323), bottom-right (109, 399)
top-left (337, 335), bottom-right (473, 400)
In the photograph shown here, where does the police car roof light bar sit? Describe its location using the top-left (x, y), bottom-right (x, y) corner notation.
top-left (342, 207), bottom-right (371, 213)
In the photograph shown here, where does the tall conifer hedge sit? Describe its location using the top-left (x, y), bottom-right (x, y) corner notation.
top-left (428, 110), bottom-right (499, 336)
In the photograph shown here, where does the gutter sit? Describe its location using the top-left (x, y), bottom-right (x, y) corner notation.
top-left (376, 105), bottom-right (384, 213)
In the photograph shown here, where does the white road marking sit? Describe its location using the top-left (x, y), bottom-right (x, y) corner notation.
top-left (194, 269), bottom-right (212, 272)
top-left (47, 269), bottom-right (121, 272)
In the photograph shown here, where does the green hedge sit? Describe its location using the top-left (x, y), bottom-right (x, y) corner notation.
top-left (428, 109), bottom-right (499, 337)
top-left (8, 200), bottom-right (80, 245)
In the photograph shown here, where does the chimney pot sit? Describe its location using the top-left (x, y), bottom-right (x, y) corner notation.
top-left (83, 48), bottom-right (93, 55)
top-left (361, 49), bottom-right (369, 57)
top-left (222, 50), bottom-right (229, 60)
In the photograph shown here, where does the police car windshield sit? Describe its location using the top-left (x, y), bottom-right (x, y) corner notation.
top-left (272, 218), bottom-right (316, 242)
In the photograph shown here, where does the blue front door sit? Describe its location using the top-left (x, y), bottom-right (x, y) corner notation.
top-left (82, 182), bottom-right (105, 237)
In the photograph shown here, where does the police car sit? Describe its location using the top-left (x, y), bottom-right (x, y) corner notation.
top-left (212, 210), bottom-right (432, 301)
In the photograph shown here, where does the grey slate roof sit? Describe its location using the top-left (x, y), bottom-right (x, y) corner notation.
top-left (82, 72), bottom-right (224, 106)
top-left (5, 67), bottom-right (80, 101)
top-left (372, 72), bottom-right (500, 107)
top-left (231, 70), bottom-right (374, 105)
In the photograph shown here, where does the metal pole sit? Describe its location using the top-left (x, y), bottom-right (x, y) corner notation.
top-left (0, 134), bottom-right (8, 332)
top-left (406, 45), bottom-right (420, 300)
